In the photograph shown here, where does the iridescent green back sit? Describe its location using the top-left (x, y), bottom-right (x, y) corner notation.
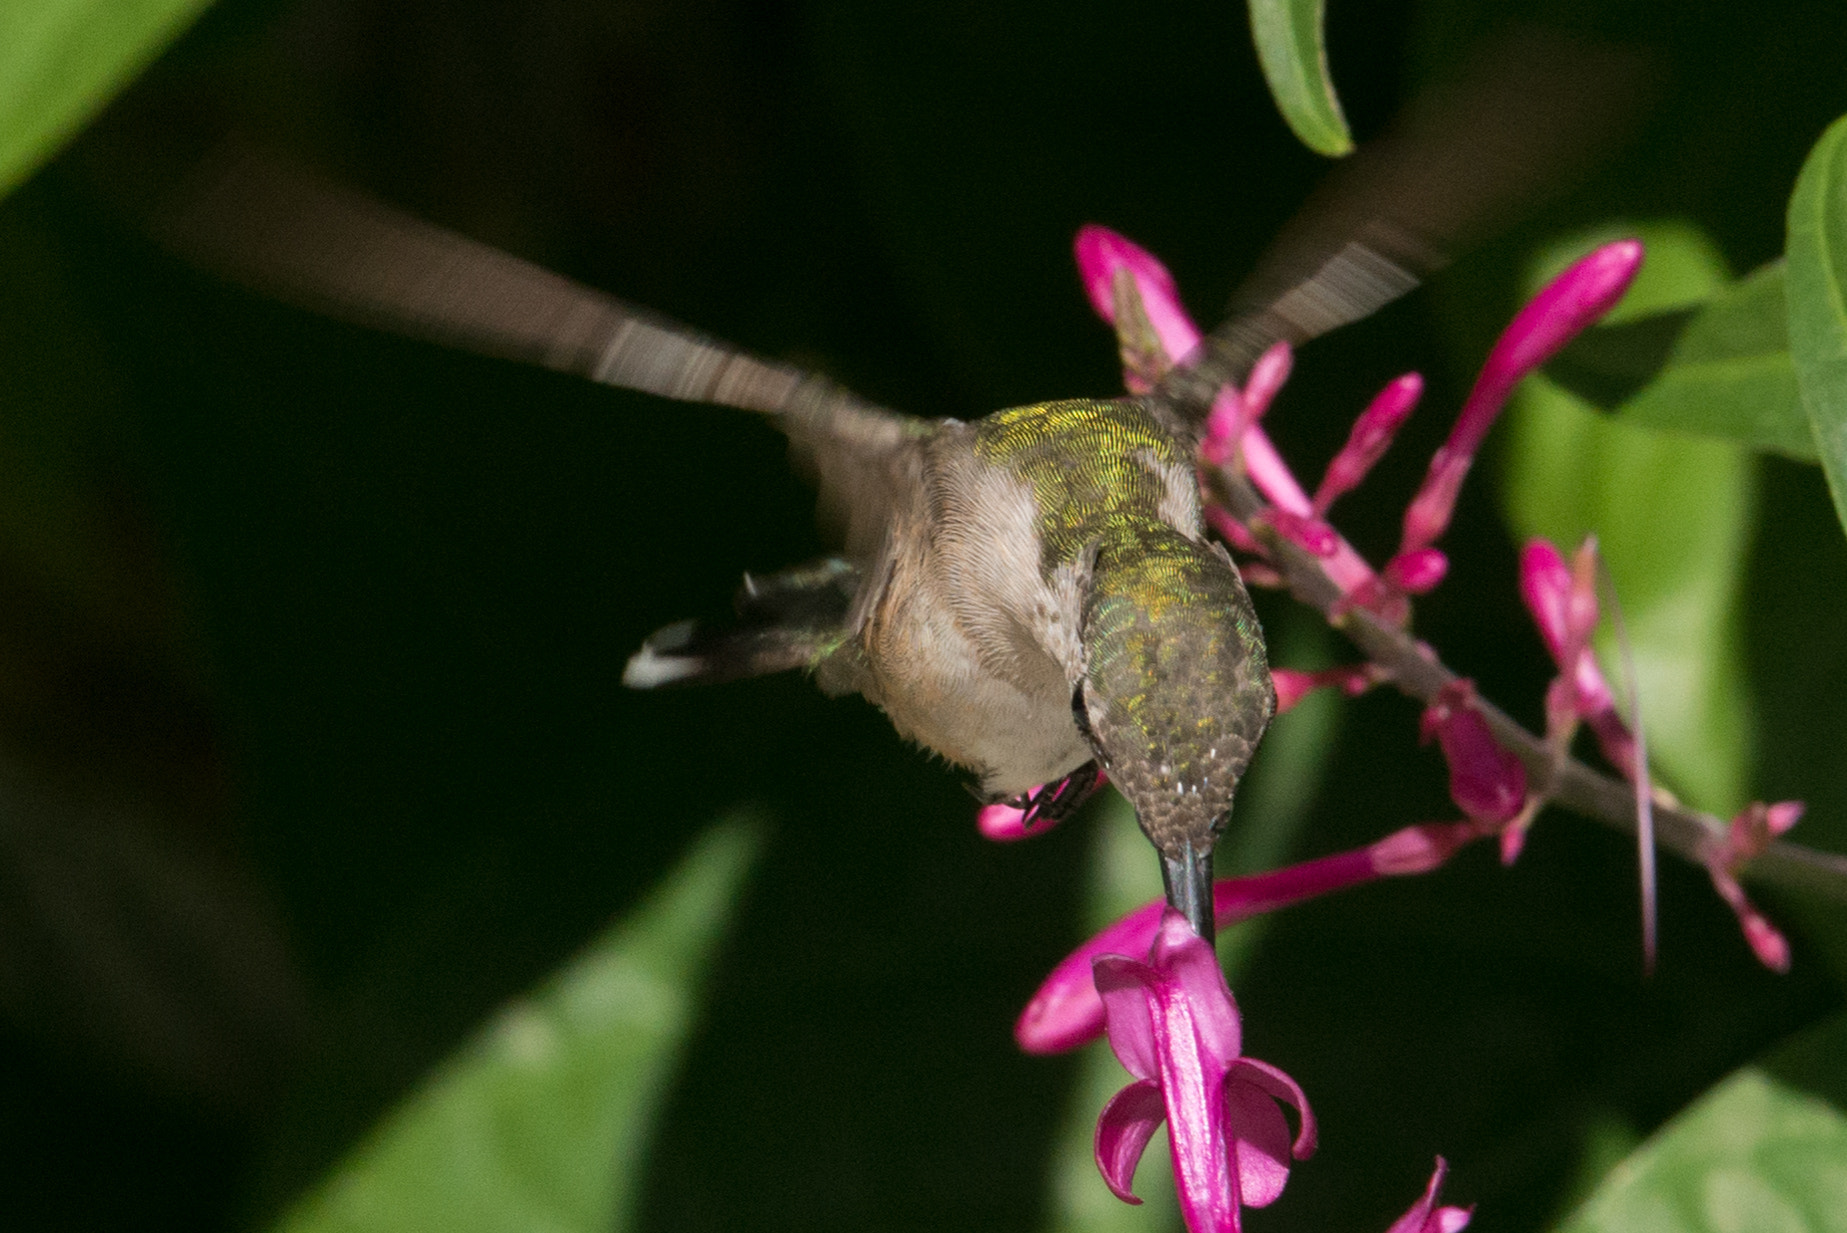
top-left (971, 398), bottom-right (1188, 570)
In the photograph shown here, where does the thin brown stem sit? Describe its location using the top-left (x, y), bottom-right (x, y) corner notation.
top-left (1206, 466), bottom-right (1847, 904)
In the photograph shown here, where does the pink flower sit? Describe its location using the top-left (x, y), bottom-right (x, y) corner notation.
top-left (1385, 1158), bottom-right (1473, 1233)
top-left (1093, 910), bottom-right (1315, 1231)
top-left (1517, 537), bottom-right (1637, 779)
top-left (1703, 800), bottom-right (1805, 972)
top-left (1398, 242), bottom-right (1642, 561)
top-left (1271, 664), bottom-right (1381, 714)
top-left (1016, 822), bottom-right (1483, 1054)
top-left (975, 766), bottom-right (1108, 841)
top-left (1419, 680), bottom-right (1526, 832)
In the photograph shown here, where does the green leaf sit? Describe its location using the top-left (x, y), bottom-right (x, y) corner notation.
top-left (1554, 262), bottom-right (1815, 461)
top-left (1247, 0), bottom-right (1353, 157)
top-left (273, 817), bottom-right (765, 1233)
top-left (1503, 223), bottom-right (1756, 815)
top-left (1555, 1011), bottom-right (1847, 1233)
top-left (1787, 113), bottom-right (1847, 539)
top-left (0, 0), bottom-right (217, 200)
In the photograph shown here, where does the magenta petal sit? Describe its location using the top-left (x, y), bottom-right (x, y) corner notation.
top-left (976, 800), bottom-right (1033, 841)
top-left (1424, 682), bottom-right (1527, 825)
top-left (1073, 225), bottom-right (1202, 362)
top-left (1199, 387), bottom-right (1250, 466)
top-left (1149, 910), bottom-right (1242, 1068)
top-left (1094, 954), bottom-right (1161, 1078)
top-left (1367, 821), bottom-right (1485, 876)
top-left (1016, 899), bottom-right (1166, 1054)
top-left (1095, 1078), bottom-right (1166, 1203)
top-left (1226, 1057), bottom-right (1316, 1159)
top-left (1148, 973), bottom-right (1240, 1233)
top-left (1222, 1076), bottom-right (1292, 1207)
top-left (1386, 1158), bottom-right (1472, 1233)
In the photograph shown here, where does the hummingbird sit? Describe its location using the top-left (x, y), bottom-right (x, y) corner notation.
top-left (143, 38), bottom-right (1629, 938)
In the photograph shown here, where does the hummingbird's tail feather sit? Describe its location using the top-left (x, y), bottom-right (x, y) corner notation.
top-left (622, 557), bottom-right (860, 690)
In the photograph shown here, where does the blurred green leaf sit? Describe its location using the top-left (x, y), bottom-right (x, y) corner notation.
top-left (1787, 113), bottom-right (1847, 538)
top-left (1503, 223), bottom-right (1756, 815)
top-left (1550, 263), bottom-right (1815, 461)
top-left (1247, 0), bottom-right (1352, 157)
top-left (273, 817), bottom-right (764, 1233)
top-left (0, 0), bottom-right (217, 199)
top-left (1555, 1010), bottom-right (1847, 1233)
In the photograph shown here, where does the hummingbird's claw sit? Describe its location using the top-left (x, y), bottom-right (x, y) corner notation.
top-left (1160, 843), bottom-right (1215, 945)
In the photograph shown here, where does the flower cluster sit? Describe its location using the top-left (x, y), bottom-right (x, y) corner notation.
top-left (987, 224), bottom-right (1811, 1232)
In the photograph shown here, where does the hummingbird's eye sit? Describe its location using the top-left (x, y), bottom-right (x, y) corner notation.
top-left (1071, 682), bottom-right (1096, 746)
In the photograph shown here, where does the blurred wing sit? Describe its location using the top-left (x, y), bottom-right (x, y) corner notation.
top-left (148, 143), bottom-right (920, 563)
top-left (1154, 31), bottom-right (1647, 434)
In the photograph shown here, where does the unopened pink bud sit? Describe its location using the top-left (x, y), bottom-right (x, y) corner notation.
top-left (1404, 242), bottom-right (1643, 556)
top-left (1242, 342), bottom-right (1294, 421)
top-left (1400, 450), bottom-right (1472, 556)
top-left (1452, 241), bottom-right (1644, 460)
top-left (1272, 664), bottom-right (1379, 713)
top-left (1766, 801), bottom-right (1805, 837)
top-left (1368, 821), bottom-right (1484, 876)
top-left (1519, 539), bottom-right (1576, 662)
top-left (1314, 373), bottom-right (1423, 513)
top-left (1074, 226), bottom-right (1201, 364)
top-left (1386, 547), bottom-right (1449, 593)
top-left (1421, 681), bottom-right (1526, 826)
top-left (1199, 387), bottom-right (1248, 467)
top-left (1742, 912), bottom-right (1793, 974)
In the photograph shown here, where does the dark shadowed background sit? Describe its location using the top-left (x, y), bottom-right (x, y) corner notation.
top-left (3, 0), bottom-right (1846, 1230)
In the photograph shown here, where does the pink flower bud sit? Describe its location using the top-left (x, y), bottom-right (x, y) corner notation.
top-left (1075, 226), bottom-right (1201, 364)
top-left (1242, 342), bottom-right (1294, 422)
top-left (1421, 681), bottom-right (1526, 827)
top-left (1314, 373), bottom-right (1423, 514)
top-left (1403, 241), bottom-right (1642, 555)
top-left (1386, 547), bottom-right (1449, 594)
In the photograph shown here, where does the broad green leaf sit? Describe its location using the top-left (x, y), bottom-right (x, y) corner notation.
top-left (275, 818), bottom-right (764, 1233)
top-left (1247, 0), bottom-right (1353, 157)
top-left (0, 0), bottom-right (217, 200)
top-left (1555, 1011), bottom-right (1847, 1233)
top-left (1503, 223), bottom-right (1756, 815)
top-left (1608, 264), bottom-right (1813, 460)
top-left (1787, 113), bottom-right (1847, 538)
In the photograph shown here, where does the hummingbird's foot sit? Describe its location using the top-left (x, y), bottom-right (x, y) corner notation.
top-left (1160, 843), bottom-right (1215, 945)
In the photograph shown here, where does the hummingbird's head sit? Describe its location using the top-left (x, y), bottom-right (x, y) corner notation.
top-left (1075, 521), bottom-right (1275, 863)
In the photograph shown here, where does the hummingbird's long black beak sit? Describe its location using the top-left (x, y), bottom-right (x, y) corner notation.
top-left (1161, 843), bottom-right (1215, 945)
